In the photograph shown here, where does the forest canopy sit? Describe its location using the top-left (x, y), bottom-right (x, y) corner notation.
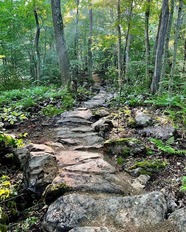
top-left (0, 0), bottom-right (185, 94)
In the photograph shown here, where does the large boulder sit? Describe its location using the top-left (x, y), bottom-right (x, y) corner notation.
top-left (169, 207), bottom-right (186, 232)
top-left (24, 149), bottom-right (58, 194)
top-left (43, 191), bottom-right (167, 232)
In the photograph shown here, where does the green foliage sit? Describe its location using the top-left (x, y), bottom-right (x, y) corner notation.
top-left (41, 105), bottom-right (63, 117)
top-left (117, 156), bottom-right (124, 165)
top-left (0, 133), bottom-right (23, 148)
top-left (76, 87), bottom-right (92, 101)
top-left (0, 67), bottom-right (25, 91)
top-left (150, 138), bottom-right (186, 155)
top-left (144, 94), bottom-right (186, 108)
top-left (0, 107), bottom-right (27, 125)
top-left (14, 216), bottom-right (38, 231)
top-left (0, 86), bottom-right (75, 124)
top-left (0, 176), bottom-right (12, 201)
top-left (129, 159), bottom-right (168, 175)
top-left (180, 176), bottom-right (186, 192)
top-left (0, 175), bottom-right (18, 232)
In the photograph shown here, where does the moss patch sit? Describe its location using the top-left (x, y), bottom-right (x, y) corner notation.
top-left (129, 159), bottom-right (168, 176)
top-left (104, 137), bottom-right (146, 157)
top-left (43, 183), bottom-right (70, 204)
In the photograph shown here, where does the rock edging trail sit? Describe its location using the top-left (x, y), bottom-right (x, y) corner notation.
top-left (18, 89), bottom-right (184, 232)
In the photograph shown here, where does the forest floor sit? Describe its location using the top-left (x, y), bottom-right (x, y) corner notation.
top-left (1, 87), bottom-right (186, 231)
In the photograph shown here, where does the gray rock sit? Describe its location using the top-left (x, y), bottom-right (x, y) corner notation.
top-left (104, 138), bottom-right (146, 157)
top-left (26, 143), bottom-right (55, 154)
top-left (53, 171), bottom-right (125, 194)
top-left (169, 207), bottom-right (186, 232)
top-left (57, 117), bottom-right (92, 126)
top-left (24, 151), bottom-right (58, 193)
top-left (69, 227), bottom-right (110, 232)
top-left (138, 124), bottom-right (175, 140)
top-left (84, 90), bottom-right (113, 109)
top-left (93, 109), bottom-right (110, 118)
top-left (92, 118), bottom-right (113, 138)
top-left (131, 175), bottom-right (151, 191)
top-left (14, 147), bottom-right (30, 168)
top-left (43, 191), bottom-right (167, 232)
top-left (61, 108), bottom-right (93, 120)
top-left (135, 111), bottom-right (152, 127)
top-left (57, 131), bottom-right (103, 146)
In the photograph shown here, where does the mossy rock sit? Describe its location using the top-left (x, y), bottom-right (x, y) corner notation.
top-left (129, 159), bottom-right (168, 176)
top-left (43, 183), bottom-right (70, 204)
top-left (104, 137), bottom-right (146, 157)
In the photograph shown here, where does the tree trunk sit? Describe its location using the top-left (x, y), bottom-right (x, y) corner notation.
top-left (159, 0), bottom-right (174, 95)
top-left (34, 9), bottom-right (41, 85)
top-left (88, 2), bottom-right (93, 81)
top-left (145, 0), bottom-right (151, 80)
top-left (169, 0), bottom-right (183, 97)
top-left (117, 0), bottom-right (122, 90)
top-left (123, 0), bottom-right (133, 83)
top-left (51, 0), bottom-right (71, 86)
top-left (73, 0), bottom-right (79, 78)
top-left (151, 0), bottom-right (169, 94)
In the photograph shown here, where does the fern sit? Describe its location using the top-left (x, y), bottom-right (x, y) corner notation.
top-left (150, 138), bottom-right (186, 155)
top-left (180, 176), bottom-right (186, 192)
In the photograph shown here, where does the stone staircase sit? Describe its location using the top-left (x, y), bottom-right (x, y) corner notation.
top-left (20, 89), bottom-right (183, 232)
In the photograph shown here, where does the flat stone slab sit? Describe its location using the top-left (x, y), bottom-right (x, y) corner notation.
top-left (84, 91), bottom-right (113, 109)
top-left (56, 150), bottom-right (102, 167)
top-left (57, 133), bottom-right (103, 147)
top-left (63, 158), bottom-right (115, 174)
top-left (57, 131), bottom-right (99, 139)
top-left (43, 192), bottom-right (167, 232)
top-left (61, 109), bottom-right (93, 120)
top-left (73, 144), bottom-right (103, 151)
top-left (53, 171), bottom-right (125, 194)
top-left (26, 143), bottom-right (55, 154)
top-left (57, 117), bottom-right (92, 126)
top-left (69, 227), bottom-right (110, 232)
top-left (55, 150), bottom-right (115, 174)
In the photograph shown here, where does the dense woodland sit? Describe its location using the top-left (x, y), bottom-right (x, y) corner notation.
top-left (0, 0), bottom-right (185, 94)
top-left (0, 0), bottom-right (186, 231)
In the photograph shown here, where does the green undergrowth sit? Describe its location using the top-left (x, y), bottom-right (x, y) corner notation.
top-left (129, 159), bottom-right (168, 176)
top-left (150, 138), bottom-right (186, 155)
top-left (0, 86), bottom-right (76, 126)
top-left (180, 176), bottom-right (186, 192)
top-left (113, 91), bottom-right (186, 125)
top-left (0, 133), bottom-right (24, 232)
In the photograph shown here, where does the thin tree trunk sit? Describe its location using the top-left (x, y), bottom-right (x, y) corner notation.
top-left (51, 0), bottom-right (71, 86)
top-left (117, 0), bottom-right (122, 90)
top-left (169, 0), bottom-right (183, 97)
top-left (145, 0), bottom-right (151, 80)
top-left (74, 0), bottom-right (79, 77)
top-left (183, 38), bottom-right (186, 73)
top-left (151, 0), bottom-right (169, 94)
top-left (159, 0), bottom-right (174, 95)
top-left (153, 12), bottom-right (162, 61)
top-left (34, 9), bottom-right (41, 85)
top-left (123, 0), bottom-right (133, 83)
top-left (88, 2), bottom-right (93, 81)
